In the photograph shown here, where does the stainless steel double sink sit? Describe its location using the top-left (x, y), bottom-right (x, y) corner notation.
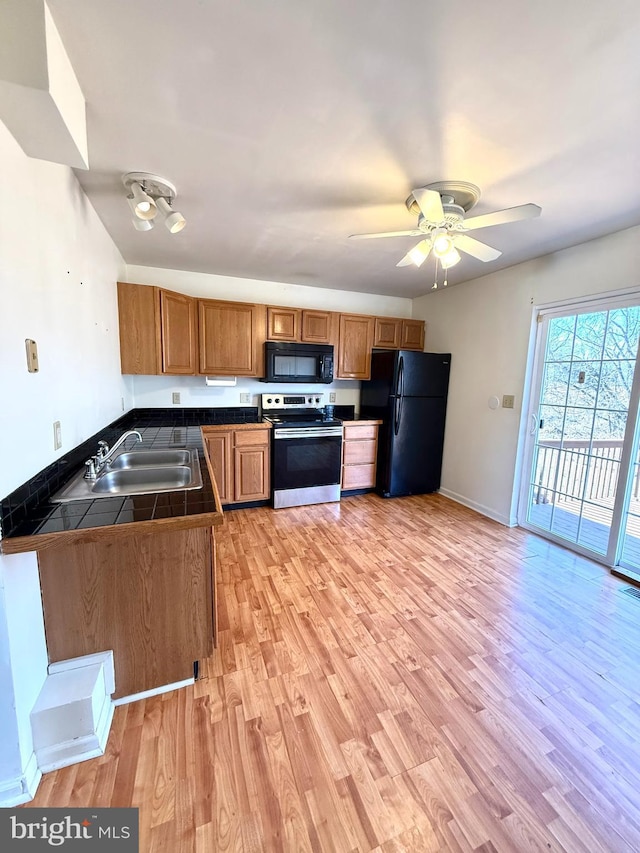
top-left (52, 448), bottom-right (203, 503)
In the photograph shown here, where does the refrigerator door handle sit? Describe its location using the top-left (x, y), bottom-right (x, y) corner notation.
top-left (394, 356), bottom-right (405, 435)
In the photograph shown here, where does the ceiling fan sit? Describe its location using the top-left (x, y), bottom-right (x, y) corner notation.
top-left (349, 181), bottom-right (541, 272)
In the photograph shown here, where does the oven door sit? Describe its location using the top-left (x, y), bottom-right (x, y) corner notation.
top-left (272, 427), bottom-right (343, 507)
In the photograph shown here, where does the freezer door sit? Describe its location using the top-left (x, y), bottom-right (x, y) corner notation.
top-left (382, 396), bottom-right (447, 496)
top-left (397, 351), bottom-right (451, 397)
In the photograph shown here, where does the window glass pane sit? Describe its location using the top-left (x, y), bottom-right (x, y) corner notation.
top-left (566, 361), bottom-right (600, 408)
top-left (546, 315), bottom-right (576, 361)
top-left (541, 362), bottom-right (570, 406)
top-left (603, 307), bottom-right (640, 361)
top-left (563, 407), bottom-right (595, 442)
top-left (572, 312), bottom-right (607, 361)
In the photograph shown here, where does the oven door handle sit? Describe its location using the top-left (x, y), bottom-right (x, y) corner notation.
top-left (273, 427), bottom-right (343, 439)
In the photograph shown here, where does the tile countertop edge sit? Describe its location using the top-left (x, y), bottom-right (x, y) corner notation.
top-left (0, 509), bottom-right (224, 555)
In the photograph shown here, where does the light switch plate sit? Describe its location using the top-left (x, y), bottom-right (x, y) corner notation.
top-left (502, 395), bottom-right (515, 409)
top-left (172, 392), bottom-right (180, 404)
top-left (25, 338), bottom-right (39, 372)
top-left (53, 421), bottom-right (62, 450)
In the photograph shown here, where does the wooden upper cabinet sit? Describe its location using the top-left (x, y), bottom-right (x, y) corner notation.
top-left (267, 306), bottom-right (338, 345)
top-left (267, 306), bottom-right (301, 341)
top-left (373, 317), bottom-right (401, 349)
top-left (400, 319), bottom-right (425, 351)
top-left (301, 310), bottom-right (338, 345)
top-left (199, 299), bottom-right (266, 376)
top-left (337, 314), bottom-right (374, 380)
top-left (117, 282), bottom-right (161, 374)
top-left (117, 282), bottom-right (197, 375)
top-left (159, 290), bottom-right (198, 374)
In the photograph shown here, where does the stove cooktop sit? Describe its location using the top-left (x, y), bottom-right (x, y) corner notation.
top-left (262, 413), bottom-right (342, 428)
top-left (261, 392), bottom-right (340, 428)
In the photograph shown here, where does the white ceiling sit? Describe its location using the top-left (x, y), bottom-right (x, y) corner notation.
top-left (47, 0), bottom-right (640, 299)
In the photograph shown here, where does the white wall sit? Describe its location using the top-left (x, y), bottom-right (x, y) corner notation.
top-left (413, 225), bottom-right (640, 525)
top-left (0, 118), bottom-right (128, 804)
top-left (125, 264), bottom-right (413, 413)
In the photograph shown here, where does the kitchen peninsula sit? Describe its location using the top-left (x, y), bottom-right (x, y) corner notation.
top-left (0, 407), bottom-right (264, 699)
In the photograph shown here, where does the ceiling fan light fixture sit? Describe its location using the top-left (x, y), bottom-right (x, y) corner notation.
top-left (156, 196), bottom-right (187, 234)
top-left (432, 231), bottom-right (454, 258)
top-left (440, 247), bottom-right (461, 269)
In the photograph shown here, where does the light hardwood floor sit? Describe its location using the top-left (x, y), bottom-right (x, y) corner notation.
top-left (26, 494), bottom-right (640, 852)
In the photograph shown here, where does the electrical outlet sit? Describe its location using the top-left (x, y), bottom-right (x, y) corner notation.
top-left (329, 392), bottom-right (336, 403)
top-left (172, 392), bottom-right (181, 405)
top-left (121, 396), bottom-right (125, 411)
top-left (53, 421), bottom-right (62, 450)
top-left (240, 393), bottom-right (251, 404)
top-left (502, 394), bottom-right (515, 409)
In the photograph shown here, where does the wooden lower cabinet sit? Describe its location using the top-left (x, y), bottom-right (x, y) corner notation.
top-left (341, 422), bottom-right (380, 490)
top-left (203, 425), bottom-right (270, 505)
top-left (38, 526), bottom-right (216, 699)
top-left (204, 430), bottom-right (233, 503)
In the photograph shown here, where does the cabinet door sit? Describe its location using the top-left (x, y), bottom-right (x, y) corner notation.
top-left (337, 314), bottom-right (374, 379)
top-left (373, 317), bottom-right (401, 349)
top-left (204, 431), bottom-right (233, 504)
top-left (160, 290), bottom-right (198, 374)
top-left (234, 444), bottom-right (270, 502)
top-left (38, 527), bottom-right (213, 699)
top-left (301, 310), bottom-right (338, 345)
top-left (267, 306), bottom-right (300, 341)
top-left (400, 319), bottom-right (425, 351)
top-left (117, 282), bottom-right (161, 374)
top-left (199, 300), bottom-right (266, 376)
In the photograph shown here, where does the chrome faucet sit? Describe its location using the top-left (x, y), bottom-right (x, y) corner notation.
top-left (83, 430), bottom-right (142, 478)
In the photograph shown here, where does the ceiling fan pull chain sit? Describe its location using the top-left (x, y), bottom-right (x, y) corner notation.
top-left (432, 256), bottom-right (439, 290)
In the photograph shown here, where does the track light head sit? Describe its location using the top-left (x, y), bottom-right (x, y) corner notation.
top-left (129, 182), bottom-right (157, 220)
top-left (156, 197), bottom-right (187, 234)
top-left (132, 216), bottom-right (154, 232)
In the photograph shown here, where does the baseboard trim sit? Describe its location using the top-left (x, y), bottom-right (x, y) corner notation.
top-left (113, 677), bottom-right (194, 706)
top-left (438, 488), bottom-right (514, 527)
top-left (0, 753), bottom-right (42, 807)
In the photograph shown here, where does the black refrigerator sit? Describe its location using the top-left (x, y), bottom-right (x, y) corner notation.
top-left (360, 350), bottom-right (451, 497)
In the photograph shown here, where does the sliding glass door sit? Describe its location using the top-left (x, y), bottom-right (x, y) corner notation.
top-left (520, 297), bottom-right (640, 567)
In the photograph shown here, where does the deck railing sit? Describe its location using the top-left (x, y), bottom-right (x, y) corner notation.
top-left (532, 440), bottom-right (638, 505)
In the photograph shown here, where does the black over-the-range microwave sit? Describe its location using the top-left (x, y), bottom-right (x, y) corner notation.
top-left (262, 341), bottom-right (334, 384)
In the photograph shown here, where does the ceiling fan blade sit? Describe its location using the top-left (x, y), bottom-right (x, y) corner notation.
top-left (349, 229), bottom-right (423, 240)
top-left (396, 240), bottom-right (432, 267)
top-left (462, 203), bottom-right (541, 231)
top-left (454, 234), bottom-right (502, 262)
top-left (411, 188), bottom-right (444, 223)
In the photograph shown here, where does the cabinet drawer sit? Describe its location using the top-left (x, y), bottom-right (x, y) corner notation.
top-left (344, 424), bottom-right (378, 441)
top-left (342, 464), bottom-right (376, 490)
top-left (234, 428), bottom-right (270, 447)
top-left (343, 440), bottom-right (377, 465)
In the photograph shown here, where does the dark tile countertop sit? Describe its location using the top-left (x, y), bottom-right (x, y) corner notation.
top-left (0, 407), bottom-right (261, 549)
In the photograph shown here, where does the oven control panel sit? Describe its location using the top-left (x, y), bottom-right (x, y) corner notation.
top-left (261, 393), bottom-right (324, 411)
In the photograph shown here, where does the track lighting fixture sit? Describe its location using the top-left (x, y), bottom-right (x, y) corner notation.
top-left (121, 172), bottom-right (187, 235)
